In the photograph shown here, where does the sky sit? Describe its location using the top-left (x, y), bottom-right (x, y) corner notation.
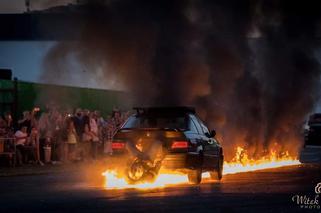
top-left (0, 1), bottom-right (91, 86)
top-left (0, 0), bottom-right (75, 85)
top-left (0, 41), bottom-right (124, 90)
top-left (0, 41), bottom-right (54, 83)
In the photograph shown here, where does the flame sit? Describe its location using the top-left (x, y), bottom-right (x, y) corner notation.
top-left (223, 146), bottom-right (300, 175)
top-left (102, 169), bottom-right (189, 189)
top-left (102, 146), bottom-right (300, 190)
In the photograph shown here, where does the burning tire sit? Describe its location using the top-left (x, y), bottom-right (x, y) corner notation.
top-left (126, 158), bottom-right (159, 184)
top-left (188, 168), bottom-right (202, 184)
top-left (126, 160), bottom-right (145, 183)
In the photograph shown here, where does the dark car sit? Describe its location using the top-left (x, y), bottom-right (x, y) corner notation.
top-left (111, 106), bottom-right (224, 184)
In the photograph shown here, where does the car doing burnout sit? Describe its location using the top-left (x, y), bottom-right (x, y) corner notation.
top-left (111, 106), bottom-right (224, 184)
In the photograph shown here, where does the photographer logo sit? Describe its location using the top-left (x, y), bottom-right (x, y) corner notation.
top-left (315, 182), bottom-right (321, 194)
top-left (292, 182), bottom-right (321, 210)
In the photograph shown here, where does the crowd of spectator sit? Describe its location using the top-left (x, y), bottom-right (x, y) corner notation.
top-left (0, 105), bottom-right (129, 166)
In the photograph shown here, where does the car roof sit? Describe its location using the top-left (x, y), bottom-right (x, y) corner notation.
top-left (133, 106), bottom-right (196, 116)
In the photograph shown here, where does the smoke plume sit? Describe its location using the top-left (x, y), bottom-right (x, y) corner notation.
top-left (40, 0), bottom-right (321, 159)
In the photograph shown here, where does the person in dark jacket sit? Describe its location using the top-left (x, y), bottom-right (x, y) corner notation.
top-left (73, 108), bottom-right (84, 142)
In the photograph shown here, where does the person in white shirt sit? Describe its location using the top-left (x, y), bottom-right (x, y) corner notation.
top-left (15, 126), bottom-right (28, 165)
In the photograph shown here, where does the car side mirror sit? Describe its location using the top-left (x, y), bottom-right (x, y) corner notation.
top-left (210, 129), bottom-right (216, 137)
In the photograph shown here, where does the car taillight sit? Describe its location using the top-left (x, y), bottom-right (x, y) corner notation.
top-left (112, 142), bottom-right (125, 150)
top-left (171, 141), bottom-right (189, 149)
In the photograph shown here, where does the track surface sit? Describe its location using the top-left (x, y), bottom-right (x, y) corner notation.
top-left (0, 164), bottom-right (320, 213)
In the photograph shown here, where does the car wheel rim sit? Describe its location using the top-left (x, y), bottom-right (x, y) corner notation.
top-left (128, 163), bottom-right (145, 180)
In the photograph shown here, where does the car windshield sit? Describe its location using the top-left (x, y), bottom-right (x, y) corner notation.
top-left (123, 115), bottom-right (188, 130)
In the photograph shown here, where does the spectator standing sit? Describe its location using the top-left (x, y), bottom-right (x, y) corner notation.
top-left (67, 120), bottom-right (78, 161)
top-left (73, 108), bottom-right (84, 143)
top-left (58, 113), bottom-right (66, 162)
top-left (103, 120), bottom-right (114, 155)
top-left (24, 127), bottom-right (38, 163)
top-left (18, 111), bottom-right (32, 134)
top-left (94, 110), bottom-right (105, 130)
top-left (95, 111), bottom-right (104, 140)
top-left (30, 107), bottom-right (39, 129)
top-left (83, 109), bottom-right (90, 128)
top-left (89, 112), bottom-right (99, 160)
top-left (4, 111), bottom-right (13, 132)
top-left (28, 127), bottom-right (43, 165)
top-left (111, 109), bottom-right (123, 130)
top-left (82, 124), bottom-right (92, 160)
top-left (60, 114), bottom-right (71, 162)
top-left (50, 111), bottom-right (64, 163)
top-left (14, 126), bottom-right (28, 165)
top-left (38, 112), bottom-right (50, 161)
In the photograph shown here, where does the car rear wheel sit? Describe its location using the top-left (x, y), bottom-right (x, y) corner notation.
top-left (188, 168), bottom-right (202, 184)
top-left (209, 155), bottom-right (223, 180)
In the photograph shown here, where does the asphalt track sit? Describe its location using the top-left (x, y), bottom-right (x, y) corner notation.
top-left (0, 164), bottom-right (320, 213)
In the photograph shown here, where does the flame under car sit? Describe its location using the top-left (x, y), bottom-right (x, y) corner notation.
top-left (111, 107), bottom-right (224, 184)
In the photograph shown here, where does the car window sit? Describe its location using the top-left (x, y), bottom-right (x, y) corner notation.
top-left (123, 115), bottom-right (187, 130)
top-left (188, 118), bottom-right (199, 134)
top-left (200, 123), bottom-right (210, 135)
top-left (196, 117), bottom-right (210, 135)
top-left (189, 114), bottom-right (202, 134)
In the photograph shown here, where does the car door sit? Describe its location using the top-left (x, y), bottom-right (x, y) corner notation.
top-left (184, 116), bottom-right (201, 149)
top-left (189, 114), bottom-right (212, 168)
top-left (188, 114), bottom-right (205, 151)
top-left (195, 117), bottom-right (219, 169)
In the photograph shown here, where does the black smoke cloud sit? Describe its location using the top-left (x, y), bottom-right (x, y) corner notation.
top-left (41, 0), bottom-right (321, 159)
